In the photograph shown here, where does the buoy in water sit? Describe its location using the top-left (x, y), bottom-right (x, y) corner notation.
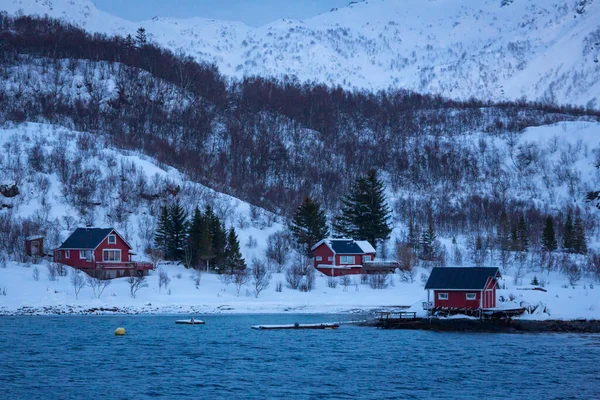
top-left (114, 327), bottom-right (126, 336)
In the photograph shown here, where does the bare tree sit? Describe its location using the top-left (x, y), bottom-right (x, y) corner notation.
top-left (127, 273), bottom-right (148, 298)
top-left (250, 258), bottom-right (271, 298)
top-left (190, 268), bottom-right (202, 289)
top-left (70, 270), bottom-right (86, 299)
top-left (47, 263), bottom-right (58, 281)
top-left (233, 268), bottom-right (250, 296)
top-left (299, 267), bottom-right (316, 292)
top-left (369, 272), bottom-right (389, 289)
top-left (265, 231), bottom-right (290, 273)
top-left (340, 275), bottom-right (351, 291)
top-left (87, 274), bottom-right (111, 299)
top-left (565, 263), bottom-right (581, 286)
top-left (158, 268), bottom-right (170, 292)
top-left (32, 266), bottom-right (40, 281)
top-left (396, 242), bottom-right (417, 283)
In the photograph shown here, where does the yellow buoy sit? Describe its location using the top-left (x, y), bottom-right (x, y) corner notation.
top-left (114, 327), bottom-right (126, 336)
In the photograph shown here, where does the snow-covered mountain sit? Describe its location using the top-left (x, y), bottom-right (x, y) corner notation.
top-left (3, 0), bottom-right (600, 106)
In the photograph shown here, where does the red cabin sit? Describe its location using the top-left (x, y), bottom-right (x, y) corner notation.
top-left (53, 228), bottom-right (152, 279)
top-left (25, 236), bottom-right (45, 257)
top-left (424, 267), bottom-right (501, 312)
top-left (311, 239), bottom-right (376, 277)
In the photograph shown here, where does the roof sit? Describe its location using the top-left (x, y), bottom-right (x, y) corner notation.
top-left (58, 228), bottom-right (122, 250)
top-left (425, 267), bottom-right (500, 290)
top-left (311, 238), bottom-right (375, 254)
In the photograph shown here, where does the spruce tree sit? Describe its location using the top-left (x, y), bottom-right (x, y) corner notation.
top-left (497, 209), bottom-right (510, 251)
top-left (563, 214), bottom-right (574, 252)
top-left (419, 218), bottom-right (436, 260)
top-left (154, 205), bottom-right (171, 256)
top-left (573, 216), bottom-right (587, 255)
top-left (135, 27), bottom-right (147, 46)
top-left (517, 213), bottom-right (529, 252)
top-left (290, 196), bottom-right (329, 255)
top-left (224, 228), bottom-right (246, 275)
top-left (541, 216), bottom-right (557, 252)
top-left (334, 169), bottom-right (392, 248)
top-left (186, 207), bottom-right (204, 266)
top-left (169, 201), bottom-right (188, 261)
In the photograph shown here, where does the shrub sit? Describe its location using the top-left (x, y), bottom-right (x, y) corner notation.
top-left (250, 258), bottom-right (271, 298)
top-left (326, 276), bottom-right (338, 289)
top-left (368, 273), bottom-right (389, 289)
top-left (32, 266), bottom-right (40, 281)
top-left (47, 263), bottom-right (58, 281)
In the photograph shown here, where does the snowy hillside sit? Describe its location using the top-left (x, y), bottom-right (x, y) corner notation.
top-left (3, 0), bottom-right (600, 106)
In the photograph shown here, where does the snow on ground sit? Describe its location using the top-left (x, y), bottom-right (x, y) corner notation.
top-left (1, 260), bottom-right (599, 319)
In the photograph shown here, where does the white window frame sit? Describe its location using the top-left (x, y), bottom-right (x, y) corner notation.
top-left (102, 249), bottom-right (121, 263)
top-left (328, 256), bottom-right (334, 262)
top-left (437, 292), bottom-right (448, 300)
top-left (466, 293), bottom-right (477, 301)
top-left (108, 234), bottom-right (117, 244)
top-left (362, 255), bottom-right (372, 263)
top-left (56, 251), bottom-right (62, 260)
top-left (340, 256), bottom-right (355, 265)
top-left (315, 256), bottom-right (322, 261)
top-left (79, 250), bottom-right (92, 260)
top-left (65, 250), bottom-right (70, 259)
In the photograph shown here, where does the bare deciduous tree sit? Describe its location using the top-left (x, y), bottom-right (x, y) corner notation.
top-left (265, 231), bottom-right (290, 273)
top-left (233, 268), bottom-right (250, 296)
top-left (70, 270), bottom-right (86, 299)
top-left (158, 268), bottom-right (170, 292)
top-left (190, 268), bottom-right (202, 289)
top-left (250, 258), bottom-right (271, 298)
top-left (87, 274), bottom-right (111, 299)
top-left (127, 273), bottom-right (148, 298)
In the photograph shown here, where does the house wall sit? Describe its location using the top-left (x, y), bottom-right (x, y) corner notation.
top-left (54, 249), bottom-right (95, 269)
top-left (94, 233), bottom-right (131, 264)
top-left (312, 244), bottom-right (334, 268)
top-left (316, 266), bottom-right (363, 277)
top-left (434, 290), bottom-right (482, 309)
top-left (482, 277), bottom-right (497, 308)
top-left (335, 253), bottom-right (375, 266)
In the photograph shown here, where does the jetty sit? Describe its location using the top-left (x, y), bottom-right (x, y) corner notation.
top-left (251, 323), bottom-right (339, 330)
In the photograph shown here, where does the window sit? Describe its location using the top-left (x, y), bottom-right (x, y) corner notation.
top-left (316, 256), bottom-right (322, 261)
top-left (56, 251), bottom-right (62, 260)
top-left (103, 250), bottom-right (121, 262)
top-left (328, 257), bottom-right (334, 262)
top-left (80, 250), bottom-right (91, 260)
top-left (108, 234), bottom-right (116, 244)
top-left (340, 256), bottom-right (355, 265)
top-left (437, 293), bottom-right (448, 300)
top-left (466, 293), bottom-right (477, 301)
top-left (363, 255), bottom-right (372, 263)
top-left (65, 250), bottom-right (70, 259)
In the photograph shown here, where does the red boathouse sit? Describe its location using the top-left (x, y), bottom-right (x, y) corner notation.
top-left (311, 238), bottom-right (376, 277)
top-left (424, 267), bottom-right (501, 312)
top-left (54, 228), bottom-right (152, 279)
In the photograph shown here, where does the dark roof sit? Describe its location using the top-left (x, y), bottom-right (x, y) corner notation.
top-left (425, 267), bottom-right (500, 290)
top-left (328, 240), bottom-right (365, 254)
top-left (58, 228), bottom-right (115, 249)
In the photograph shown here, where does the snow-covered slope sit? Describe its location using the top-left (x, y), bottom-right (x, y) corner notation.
top-left (3, 0), bottom-right (600, 106)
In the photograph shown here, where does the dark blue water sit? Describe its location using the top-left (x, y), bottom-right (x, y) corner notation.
top-left (1, 315), bottom-right (599, 399)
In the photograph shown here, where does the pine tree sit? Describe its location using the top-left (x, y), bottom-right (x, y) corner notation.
top-left (563, 214), bottom-right (574, 252)
top-left (290, 196), bottom-right (329, 256)
top-left (169, 201), bottom-right (188, 261)
top-left (517, 213), bottom-right (529, 252)
top-left (510, 223), bottom-right (519, 251)
top-left (224, 228), bottom-right (246, 275)
top-left (135, 27), bottom-right (147, 46)
top-left (154, 205), bottom-right (171, 256)
top-left (419, 216), bottom-right (436, 261)
top-left (124, 34), bottom-right (135, 49)
top-left (334, 169), bottom-right (392, 248)
top-left (573, 216), bottom-right (587, 255)
top-left (541, 216), bottom-right (557, 252)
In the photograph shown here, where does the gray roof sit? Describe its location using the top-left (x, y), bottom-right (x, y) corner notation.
top-left (425, 267), bottom-right (500, 290)
top-left (58, 228), bottom-right (115, 249)
top-left (329, 240), bottom-right (365, 254)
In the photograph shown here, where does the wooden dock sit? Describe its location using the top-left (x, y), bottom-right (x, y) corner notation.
top-left (251, 323), bottom-right (340, 330)
top-left (376, 311), bottom-right (420, 329)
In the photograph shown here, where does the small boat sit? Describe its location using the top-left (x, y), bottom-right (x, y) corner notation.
top-left (175, 319), bottom-right (205, 325)
top-left (251, 322), bottom-right (339, 330)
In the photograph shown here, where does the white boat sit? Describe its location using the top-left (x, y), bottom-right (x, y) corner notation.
top-left (175, 319), bottom-right (205, 325)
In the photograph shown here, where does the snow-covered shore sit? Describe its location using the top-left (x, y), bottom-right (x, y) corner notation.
top-left (2, 261), bottom-right (599, 320)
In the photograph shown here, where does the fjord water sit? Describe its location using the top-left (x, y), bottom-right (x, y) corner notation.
top-left (1, 315), bottom-right (599, 399)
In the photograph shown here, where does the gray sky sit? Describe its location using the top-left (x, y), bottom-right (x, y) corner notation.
top-left (93, 0), bottom-right (353, 27)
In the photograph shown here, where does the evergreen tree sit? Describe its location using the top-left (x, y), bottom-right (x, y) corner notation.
top-left (573, 216), bottom-right (588, 255)
top-left (541, 216), bottom-right (557, 252)
top-left (563, 214), bottom-right (574, 252)
top-left (517, 213), bottom-right (529, 252)
top-left (224, 228), bottom-right (246, 275)
top-left (510, 223), bottom-right (519, 251)
top-left (205, 206), bottom-right (226, 267)
top-left (124, 34), bottom-right (135, 49)
top-left (135, 27), bottom-right (147, 46)
top-left (497, 209), bottom-right (510, 251)
top-left (154, 205), bottom-right (171, 256)
top-left (186, 207), bottom-right (214, 267)
top-left (407, 220), bottom-right (420, 250)
top-left (334, 169), bottom-right (392, 248)
top-left (419, 214), bottom-right (436, 260)
top-left (169, 201), bottom-right (188, 261)
top-left (290, 196), bottom-right (329, 255)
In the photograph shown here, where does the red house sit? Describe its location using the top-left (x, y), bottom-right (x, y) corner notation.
top-left (311, 239), bottom-right (376, 277)
top-left (53, 228), bottom-right (152, 279)
top-left (424, 267), bottom-right (501, 312)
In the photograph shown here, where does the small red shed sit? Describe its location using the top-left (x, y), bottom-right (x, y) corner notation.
top-left (424, 267), bottom-right (501, 311)
top-left (25, 236), bottom-right (45, 257)
top-left (311, 239), bottom-right (376, 277)
top-left (54, 228), bottom-right (152, 279)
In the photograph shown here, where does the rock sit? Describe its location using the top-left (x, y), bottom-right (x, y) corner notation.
top-left (0, 183), bottom-right (19, 198)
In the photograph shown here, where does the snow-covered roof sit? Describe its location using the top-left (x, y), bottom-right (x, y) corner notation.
top-left (355, 241), bottom-right (376, 253)
top-left (311, 238), bottom-right (375, 254)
